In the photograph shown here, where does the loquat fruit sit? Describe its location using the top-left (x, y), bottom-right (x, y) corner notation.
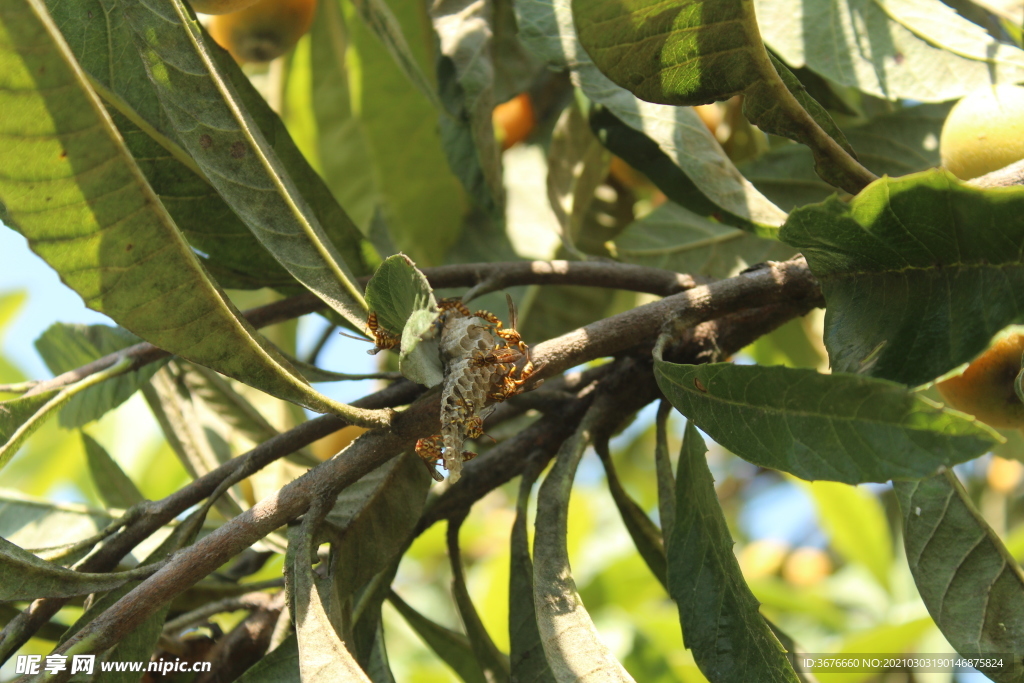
top-left (936, 332), bottom-right (1024, 429)
top-left (208, 0), bottom-right (317, 63)
top-left (940, 84), bottom-right (1024, 181)
top-left (493, 93), bottom-right (535, 150)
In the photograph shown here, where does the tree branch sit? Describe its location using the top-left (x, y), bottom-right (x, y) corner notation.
top-left (968, 159), bottom-right (1024, 189)
top-left (34, 258), bottom-right (822, 671)
top-left (0, 380), bottom-right (422, 662)
top-left (529, 256), bottom-right (822, 381)
top-left (21, 260), bottom-right (706, 397)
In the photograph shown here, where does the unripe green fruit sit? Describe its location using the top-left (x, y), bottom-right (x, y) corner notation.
top-left (940, 84), bottom-right (1024, 181)
top-left (188, 0), bottom-right (261, 15)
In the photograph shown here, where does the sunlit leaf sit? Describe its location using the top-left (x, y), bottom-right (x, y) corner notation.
top-left (44, 0), bottom-right (363, 289)
top-left (533, 411), bottom-right (635, 681)
top-left (0, 357), bottom-right (133, 473)
top-left (0, 489), bottom-right (115, 551)
top-left (432, 0), bottom-right (505, 218)
top-left (756, 0), bottom-right (1024, 102)
top-left (116, 0), bottom-right (367, 328)
top-left (310, 0), bottom-right (379, 234)
top-left (35, 323), bottom-right (164, 429)
top-left (364, 254), bottom-right (442, 386)
top-left (653, 357), bottom-right (999, 484)
top-left (572, 0), bottom-right (874, 194)
top-left (289, 517), bottom-right (373, 682)
top-left (0, 0), bottom-right (373, 421)
top-left (613, 202), bottom-right (795, 279)
top-left (547, 101), bottom-right (609, 256)
top-left (514, 0), bottom-right (787, 229)
top-left (781, 169), bottom-right (1024, 387)
top-left (344, 0), bottom-right (468, 265)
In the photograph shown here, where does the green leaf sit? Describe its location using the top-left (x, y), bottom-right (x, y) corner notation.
top-left (0, 489), bottom-right (116, 551)
top-left (532, 410), bottom-right (635, 681)
top-left (0, 0), bottom-right (377, 423)
top-left (364, 254), bottom-right (443, 385)
top-left (364, 256), bottom-right (438, 337)
top-left (0, 290), bottom-right (26, 340)
top-left (116, 0), bottom-right (367, 328)
top-left (613, 202), bottom-right (796, 278)
top-left (667, 422), bottom-right (799, 683)
top-left (34, 323), bottom-right (165, 429)
top-left (310, 0), bottom-right (378, 234)
top-left (514, 0), bottom-right (787, 229)
top-left (742, 102), bottom-right (952, 213)
top-left (509, 463), bottom-right (556, 683)
top-left (103, 106), bottom-right (300, 291)
top-left (547, 101), bottom-right (609, 256)
top-left (364, 621), bottom-right (397, 683)
top-left (0, 534), bottom-right (147, 600)
top-left (345, 0), bottom-right (468, 265)
top-left (388, 589), bottom-right (490, 683)
top-left (0, 358), bottom-right (132, 473)
top-left (328, 452), bottom-right (431, 601)
top-left (653, 357), bottom-right (1000, 484)
top-left (289, 517), bottom-right (373, 683)
top-left (895, 471), bottom-right (1024, 682)
top-left (448, 520), bottom-right (512, 683)
top-left (653, 402), bottom-right (676, 545)
top-left (742, 316), bottom-right (825, 370)
top-left (596, 441), bottom-right (668, 590)
top-left (44, 0), bottom-right (361, 289)
top-left (571, 0), bottom-right (875, 194)
top-left (432, 0), bottom-right (505, 218)
top-left (756, 0), bottom-right (1024, 102)
top-left (81, 432), bottom-right (145, 510)
top-left (350, 0), bottom-right (446, 111)
top-left (803, 480), bottom-right (893, 590)
top-left (587, 105), bottom-right (768, 235)
top-left (780, 169), bottom-right (1024, 387)
top-left (142, 365), bottom-right (257, 532)
top-left (237, 634), bottom-right (301, 683)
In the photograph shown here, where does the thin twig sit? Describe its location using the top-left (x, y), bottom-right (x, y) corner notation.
top-left (303, 322), bottom-right (338, 365)
top-left (162, 592), bottom-right (277, 636)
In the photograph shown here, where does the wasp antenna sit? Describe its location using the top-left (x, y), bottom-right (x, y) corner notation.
top-left (337, 330), bottom-right (373, 343)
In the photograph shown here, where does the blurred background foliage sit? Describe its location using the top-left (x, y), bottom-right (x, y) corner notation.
top-left (5, 0), bottom-right (1024, 677)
